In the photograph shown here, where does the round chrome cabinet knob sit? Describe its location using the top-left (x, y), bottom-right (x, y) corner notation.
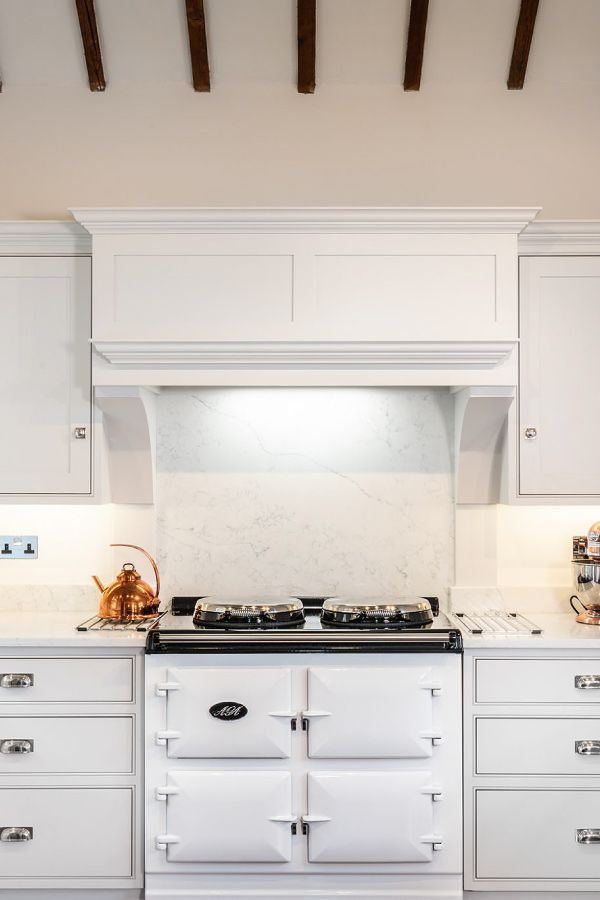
top-left (524, 426), bottom-right (538, 440)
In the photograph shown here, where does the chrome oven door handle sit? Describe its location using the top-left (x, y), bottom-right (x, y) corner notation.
top-left (576, 829), bottom-right (600, 844)
top-left (575, 740), bottom-right (600, 756)
top-left (574, 675), bottom-right (600, 690)
top-left (0, 827), bottom-right (33, 842)
top-left (0, 740), bottom-right (33, 755)
top-left (0, 674), bottom-right (34, 689)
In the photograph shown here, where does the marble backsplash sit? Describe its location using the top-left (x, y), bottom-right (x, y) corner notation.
top-left (156, 387), bottom-right (454, 602)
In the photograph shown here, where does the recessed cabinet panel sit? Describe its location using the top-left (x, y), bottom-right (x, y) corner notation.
top-left (165, 770), bottom-right (293, 862)
top-left (519, 256), bottom-right (600, 496)
top-left (0, 717), bottom-right (133, 774)
top-left (477, 717), bottom-right (600, 775)
top-left (307, 666), bottom-right (434, 758)
top-left (476, 789), bottom-right (600, 879)
top-left (0, 657), bottom-right (133, 704)
top-left (111, 254), bottom-right (294, 340)
top-left (312, 254), bottom-right (497, 340)
top-left (165, 667), bottom-right (293, 758)
top-left (306, 771), bottom-right (435, 863)
top-left (0, 787), bottom-right (132, 878)
top-left (475, 658), bottom-right (600, 704)
top-left (0, 257), bottom-right (91, 494)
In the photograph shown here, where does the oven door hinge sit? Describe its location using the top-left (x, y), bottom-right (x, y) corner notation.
top-left (155, 681), bottom-right (180, 697)
top-left (419, 729), bottom-right (444, 746)
top-left (421, 783), bottom-right (444, 802)
top-left (155, 833), bottom-right (180, 851)
top-left (155, 730), bottom-right (182, 746)
top-left (420, 833), bottom-right (444, 851)
top-left (155, 785), bottom-right (181, 801)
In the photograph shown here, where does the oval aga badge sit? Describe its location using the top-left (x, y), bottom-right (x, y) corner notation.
top-left (209, 701), bottom-right (248, 721)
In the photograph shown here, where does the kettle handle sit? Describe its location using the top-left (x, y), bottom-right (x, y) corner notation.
top-left (110, 544), bottom-right (160, 599)
top-left (570, 594), bottom-right (585, 614)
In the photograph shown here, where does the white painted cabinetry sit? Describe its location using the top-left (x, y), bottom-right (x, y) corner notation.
top-left (464, 649), bottom-right (600, 892)
top-left (519, 256), bottom-right (600, 497)
top-left (0, 256), bottom-right (92, 495)
top-left (0, 650), bottom-right (142, 892)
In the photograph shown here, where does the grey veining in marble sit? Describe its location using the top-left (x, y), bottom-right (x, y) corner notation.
top-left (156, 388), bottom-right (454, 601)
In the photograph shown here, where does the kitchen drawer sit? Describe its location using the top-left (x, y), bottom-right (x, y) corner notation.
top-left (475, 658), bottom-right (600, 704)
top-left (0, 787), bottom-right (133, 878)
top-left (0, 657), bottom-right (133, 703)
top-left (0, 717), bottom-right (133, 774)
top-left (476, 789), bottom-right (600, 880)
top-left (477, 717), bottom-right (600, 775)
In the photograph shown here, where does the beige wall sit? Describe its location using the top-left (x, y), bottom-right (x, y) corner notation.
top-left (0, 0), bottom-right (599, 219)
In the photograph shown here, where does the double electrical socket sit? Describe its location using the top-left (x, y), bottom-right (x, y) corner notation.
top-left (0, 536), bottom-right (38, 559)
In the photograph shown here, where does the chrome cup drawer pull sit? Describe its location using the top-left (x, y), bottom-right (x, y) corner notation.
top-left (577, 828), bottom-right (600, 844)
top-left (576, 740), bottom-right (600, 756)
top-left (0, 674), bottom-right (34, 689)
top-left (574, 675), bottom-right (600, 690)
top-left (0, 740), bottom-right (33, 755)
top-left (0, 827), bottom-right (32, 842)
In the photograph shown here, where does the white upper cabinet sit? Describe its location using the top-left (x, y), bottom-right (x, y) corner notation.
top-left (519, 256), bottom-right (600, 497)
top-left (71, 208), bottom-right (538, 385)
top-left (0, 257), bottom-right (92, 495)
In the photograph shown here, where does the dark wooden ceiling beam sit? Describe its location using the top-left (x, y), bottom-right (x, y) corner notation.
top-left (297, 0), bottom-right (316, 93)
top-left (507, 0), bottom-right (539, 90)
top-left (185, 0), bottom-right (210, 92)
top-left (74, 0), bottom-right (105, 92)
top-left (403, 0), bottom-right (429, 91)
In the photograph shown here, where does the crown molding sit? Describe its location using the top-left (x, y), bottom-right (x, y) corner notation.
top-left (71, 207), bottom-right (541, 235)
top-left (519, 220), bottom-right (600, 254)
top-left (92, 340), bottom-right (515, 370)
top-left (0, 221), bottom-right (91, 255)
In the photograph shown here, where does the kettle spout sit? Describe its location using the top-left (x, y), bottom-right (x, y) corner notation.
top-left (92, 575), bottom-right (105, 594)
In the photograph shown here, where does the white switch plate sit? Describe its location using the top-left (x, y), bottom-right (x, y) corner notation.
top-left (0, 536), bottom-right (38, 559)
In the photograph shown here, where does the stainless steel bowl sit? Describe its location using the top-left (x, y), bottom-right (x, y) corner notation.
top-left (573, 560), bottom-right (600, 606)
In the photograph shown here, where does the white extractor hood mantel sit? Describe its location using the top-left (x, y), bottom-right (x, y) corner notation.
top-left (71, 206), bottom-right (539, 387)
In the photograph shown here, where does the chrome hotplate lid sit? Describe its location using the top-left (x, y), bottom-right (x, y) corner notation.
top-left (193, 595), bottom-right (305, 629)
top-left (321, 596), bottom-right (433, 627)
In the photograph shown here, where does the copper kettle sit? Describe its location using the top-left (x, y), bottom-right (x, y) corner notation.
top-left (93, 544), bottom-right (160, 620)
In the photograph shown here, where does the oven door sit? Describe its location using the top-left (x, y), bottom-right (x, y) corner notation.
top-left (304, 771), bottom-right (438, 863)
top-left (160, 667), bottom-right (294, 758)
top-left (158, 770), bottom-right (294, 862)
top-left (305, 666), bottom-right (438, 758)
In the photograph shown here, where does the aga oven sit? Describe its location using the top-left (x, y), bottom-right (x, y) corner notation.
top-left (144, 595), bottom-right (463, 899)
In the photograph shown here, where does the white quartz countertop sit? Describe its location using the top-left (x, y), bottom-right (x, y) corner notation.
top-left (460, 612), bottom-right (600, 650)
top-left (0, 609), bottom-right (598, 651)
top-left (0, 610), bottom-right (147, 648)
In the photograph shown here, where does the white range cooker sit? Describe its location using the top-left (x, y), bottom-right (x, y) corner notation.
top-left (144, 595), bottom-right (463, 899)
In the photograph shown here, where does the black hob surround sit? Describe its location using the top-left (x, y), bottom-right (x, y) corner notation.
top-left (145, 596), bottom-right (463, 654)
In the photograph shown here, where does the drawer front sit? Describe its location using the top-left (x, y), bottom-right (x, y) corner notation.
top-left (0, 658), bottom-right (133, 703)
top-left (476, 789), bottom-right (600, 880)
top-left (476, 658), bottom-right (600, 704)
top-left (0, 787), bottom-right (133, 878)
top-left (477, 717), bottom-right (600, 775)
top-left (0, 717), bottom-right (133, 774)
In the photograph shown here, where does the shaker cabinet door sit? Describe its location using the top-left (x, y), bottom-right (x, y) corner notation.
top-left (305, 771), bottom-right (436, 863)
top-left (0, 256), bottom-right (91, 495)
top-left (519, 256), bottom-right (600, 496)
top-left (306, 666), bottom-right (436, 758)
top-left (163, 770), bottom-right (293, 863)
top-left (164, 667), bottom-right (293, 758)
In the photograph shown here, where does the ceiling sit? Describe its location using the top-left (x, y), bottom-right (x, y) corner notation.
top-left (0, 0), bottom-right (599, 91)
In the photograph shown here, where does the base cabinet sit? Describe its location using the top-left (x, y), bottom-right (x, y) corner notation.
top-left (0, 650), bottom-right (142, 891)
top-left (465, 650), bottom-right (600, 892)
